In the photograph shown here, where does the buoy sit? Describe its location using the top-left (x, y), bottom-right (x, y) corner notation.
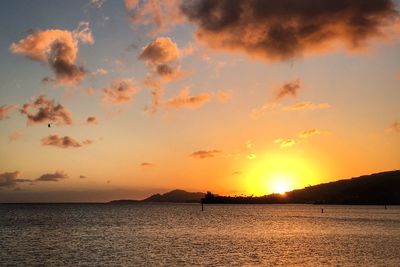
top-left (321, 208), bottom-right (324, 213)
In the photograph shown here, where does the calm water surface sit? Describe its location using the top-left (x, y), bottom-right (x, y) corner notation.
top-left (1, 204), bottom-right (399, 266)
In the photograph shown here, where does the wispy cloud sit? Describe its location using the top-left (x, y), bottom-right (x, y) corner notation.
top-left (274, 139), bottom-right (296, 148)
top-left (0, 105), bottom-right (15, 120)
top-left (251, 101), bottom-right (331, 119)
top-left (275, 80), bottom-right (301, 100)
top-left (386, 120), bottom-right (400, 133)
top-left (140, 162), bottom-right (154, 167)
top-left (190, 149), bottom-right (221, 159)
top-left (299, 129), bottom-right (322, 139)
top-left (90, 0), bottom-right (106, 9)
top-left (41, 134), bottom-right (93, 148)
top-left (102, 79), bottom-right (140, 105)
top-left (91, 68), bottom-right (108, 76)
top-left (125, 0), bottom-right (183, 35)
top-left (36, 171), bottom-right (68, 182)
top-left (164, 87), bottom-right (211, 109)
top-left (9, 129), bottom-right (23, 142)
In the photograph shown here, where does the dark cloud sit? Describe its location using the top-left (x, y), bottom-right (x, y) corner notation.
top-left (0, 105), bottom-right (15, 120)
top-left (36, 171), bottom-right (68, 182)
top-left (86, 116), bottom-right (98, 124)
top-left (181, 0), bottom-right (398, 60)
top-left (140, 162), bottom-right (154, 167)
top-left (165, 87), bottom-right (211, 109)
top-left (276, 80), bottom-right (301, 100)
top-left (102, 79), bottom-right (140, 105)
top-left (190, 149), bottom-right (221, 159)
top-left (10, 22), bottom-right (93, 84)
top-left (41, 134), bottom-right (93, 148)
top-left (20, 95), bottom-right (73, 125)
top-left (0, 171), bottom-right (31, 188)
top-left (79, 175), bottom-right (87, 179)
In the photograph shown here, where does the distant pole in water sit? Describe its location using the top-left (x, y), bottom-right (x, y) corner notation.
top-left (201, 201), bottom-right (204, 211)
top-left (321, 208), bottom-right (324, 213)
top-left (385, 205), bottom-right (387, 210)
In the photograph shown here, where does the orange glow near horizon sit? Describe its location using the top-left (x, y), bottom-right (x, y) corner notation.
top-left (243, 153), bottom-right (320, 196)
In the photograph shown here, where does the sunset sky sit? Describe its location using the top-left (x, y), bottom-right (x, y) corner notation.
top-left (1, 0), bottom-right (399, 202)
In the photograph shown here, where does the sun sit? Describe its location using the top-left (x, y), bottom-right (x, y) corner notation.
top-left (242, 152), bottom-right (320, 196)
top-left (270, 175), bottom-right (293, 195)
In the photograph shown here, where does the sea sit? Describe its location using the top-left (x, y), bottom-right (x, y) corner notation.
top-left (0, 203), bottom-right (399, 266)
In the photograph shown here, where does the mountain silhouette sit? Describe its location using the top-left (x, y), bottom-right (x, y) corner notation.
top-left (203, 170), bottom-right (400, 205)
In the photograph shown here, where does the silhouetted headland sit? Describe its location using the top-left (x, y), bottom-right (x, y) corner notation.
top-left (109, 170), bottom-right (400, 205)
top-left (109, 189), bottom-right (205, 204)
top-left (203, 170), bottom-right (400, 205)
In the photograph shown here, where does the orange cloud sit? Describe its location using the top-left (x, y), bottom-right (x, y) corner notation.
top-left (102, 79), bottom-right (140, 105)
top-left (190, 149), bottom-right (221, 159)
top-left (41, 134), bottom-right (93, 148)
top-left (181, 0), bottom-right (398, 61)
top-left (284, 102), bottom-right (331, 111)
top-left (20, 95), bottom-right (73, 125)
top-left (139, 37), bottom-right (183, 80)
top-left (165, 87), bottom-right (211, 109)
top-left (125, 0), bottom-right (183, 35)
top-left (9, 22), bottom-right (93, 84)
top-left (217, 91), bottom-right (231, 102)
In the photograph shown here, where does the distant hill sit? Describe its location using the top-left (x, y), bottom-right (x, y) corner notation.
top-left (143, 189), bottom-right (205, 203)
top-left (203, 170), bottom-right (400, 205)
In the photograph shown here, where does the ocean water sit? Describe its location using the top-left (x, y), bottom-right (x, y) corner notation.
top-left (0, 204), bottom-right (399, 266)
